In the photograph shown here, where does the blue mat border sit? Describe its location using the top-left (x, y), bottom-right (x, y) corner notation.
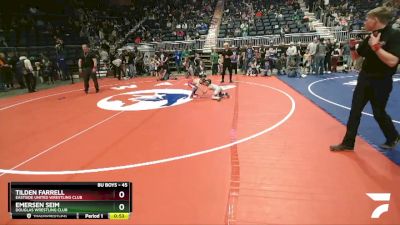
top-left (277, 72), bottom-right (400, 165)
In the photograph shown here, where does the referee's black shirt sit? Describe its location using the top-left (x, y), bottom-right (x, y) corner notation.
top-left (80, 51), bottom-right (96, 69)
top-left (222, 49), bottom-right (233, 65)
top-left (357, 25), bottom-right (400, 78)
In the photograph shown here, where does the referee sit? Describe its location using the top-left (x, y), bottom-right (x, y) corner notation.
top-left (330, 6), bottom-right (400, 151)
top-left (221, 42), bottom-right (233, 83)
top-left (78, 44), bottom-right (99, 94)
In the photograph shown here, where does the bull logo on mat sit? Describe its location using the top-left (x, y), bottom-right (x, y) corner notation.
top-left (97, 89), bottom-right (192, 111)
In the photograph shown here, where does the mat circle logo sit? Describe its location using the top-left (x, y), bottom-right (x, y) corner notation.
top-left (97, 89), bottom-right (192, 111)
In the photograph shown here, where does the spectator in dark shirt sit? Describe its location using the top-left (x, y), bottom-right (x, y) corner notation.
top-left (325, 39), bottom-right (334, 73)
top-left (231, 47), bottom-right (239, 75)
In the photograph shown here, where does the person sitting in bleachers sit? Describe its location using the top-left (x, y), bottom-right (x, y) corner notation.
top-left (247, 58), bottom-right (259, 77)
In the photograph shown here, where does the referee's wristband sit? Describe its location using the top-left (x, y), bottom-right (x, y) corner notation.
top-left (371, 43), bottom-right (381, 52)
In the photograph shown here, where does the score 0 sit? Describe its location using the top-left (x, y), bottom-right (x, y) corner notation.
top-left (118, 191), bottom-right (125, 199)
top-left (116, 190), bottom-right (128, 211)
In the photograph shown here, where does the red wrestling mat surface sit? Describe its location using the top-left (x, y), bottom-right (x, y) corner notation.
top-left (0, 76), bottom-right (399, 225)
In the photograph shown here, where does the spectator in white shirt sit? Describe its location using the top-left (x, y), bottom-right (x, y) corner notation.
top-left (307, 38), bottom-right (318, 74)
top-left (286, 42), bottom-right (298, 68)
top-left (17, 56), bottom-right (36, 92)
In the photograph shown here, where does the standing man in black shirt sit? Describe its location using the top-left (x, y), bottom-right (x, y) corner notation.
top-left (330, 6), bottom-right (400, 151)
top-left (221, 42), bottom-right (233, 83)
top-left (79, 44), bottom-right (99, 94)
top-left (325, 39), bottom-right (334, 74)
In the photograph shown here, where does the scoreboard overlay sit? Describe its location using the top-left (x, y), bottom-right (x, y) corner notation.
top-left (8, 182), bottom-right (132, 220)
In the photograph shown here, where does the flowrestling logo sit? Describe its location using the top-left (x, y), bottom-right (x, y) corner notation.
top-left (367, 193), bottom-right (391, 219)
top-left (97, 89), bottom-right (192, 111)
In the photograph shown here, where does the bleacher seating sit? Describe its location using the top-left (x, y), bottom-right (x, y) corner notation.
top-left (315, 0), bottom-right (382, 30)
top-left (0, 0), bottom-right (147, 47)
top-left (126, 0), bottom-right (216, 43)
top-left (219, 0), bottom-right (310, 38)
